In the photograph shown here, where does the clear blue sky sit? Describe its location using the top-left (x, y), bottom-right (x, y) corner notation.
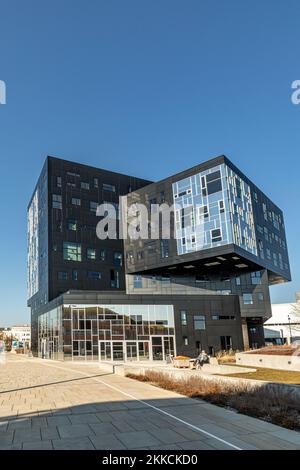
top-left (0, 0), bottom-right (299, 325)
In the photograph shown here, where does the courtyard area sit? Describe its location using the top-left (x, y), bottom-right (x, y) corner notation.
top-left (0, 354), bottom-right (300, 450)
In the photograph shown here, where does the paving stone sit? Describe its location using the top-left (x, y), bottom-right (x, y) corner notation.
top-left (0, 433), bottom-right (14, 446)
top-left (52, 437), bottom-right (95, 450)
top-left (109, 420), bottom-right (136, 433)
top-left (90, 433), bottom-right (127, 450)
top-left (90, 422), bottom-right (119, 435)
top-left (23, 440), bottom-right (53, 450)
top-left (14, 429), bottom-right (41, 444)
top-left (269, 429), bottom-right (300, 446)
top-left (149, 444), bottom-right (182, 450)
top-left (47, 416), bottom-right (71, 427)
top-left (172, 425), bottom-right (212, 441)
top-left (8, 419), bottom-right (32, 431)
top-left (69, 413), bottom-right (101, 425)
top-left (117, 430), bottom-right (162, 448)
top-left (148, 428), bottom-right (190, 444)
top-left (57, 424), bottom-right (95, 439)
top-left (41, 426), bottom-right (60, 440)
top-left (179, 440), bottom-right (216, 450)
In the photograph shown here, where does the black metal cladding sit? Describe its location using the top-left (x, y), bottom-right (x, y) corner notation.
top-left (27, 155), bottom-right (152, 310)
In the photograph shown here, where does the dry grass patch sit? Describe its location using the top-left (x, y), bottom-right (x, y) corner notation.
top-left (126, 371), bottom-right (300, 431)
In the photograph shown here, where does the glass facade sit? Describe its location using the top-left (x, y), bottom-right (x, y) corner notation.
top-left (172, 163), bottom-right (257, 257)
top-left (38, 306), bottom-right (64, 360)
top-left (27, 189), bottom-right (39, 298)
top-left (38, 304), bottom-right (175, 361)
top-left (226, 165), bottom-right (257, 256)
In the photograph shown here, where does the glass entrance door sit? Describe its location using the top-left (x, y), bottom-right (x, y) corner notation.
top-left (99, 341), bottom-right (112, 361)
top-left (151, 336), bottom-right (176, 361)
top-left (126, 342), bottom-right (138, 361)
top-left (151, 337), bottom-right (163, 360)
top-left (112, 342), bottom-right (124, 360)
top-left (138, 341), bottom-right (150, 360)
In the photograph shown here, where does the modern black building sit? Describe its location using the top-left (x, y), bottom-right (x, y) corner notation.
top-left (27, 155), bottom-right (291, 360)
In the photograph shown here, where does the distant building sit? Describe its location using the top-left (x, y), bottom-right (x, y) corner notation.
top-left (10, 324), bottom-right (31, 349)
top-left (0, 328), bottom-right (12, 339)
top-left (264, 294), bottom-right (300, 345)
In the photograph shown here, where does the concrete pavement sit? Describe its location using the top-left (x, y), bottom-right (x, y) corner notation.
top-left (0, 353), bottom-right (300, 450)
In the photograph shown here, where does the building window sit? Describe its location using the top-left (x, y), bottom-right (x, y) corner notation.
top-left (66, 171), bottom-right (80, 178)
top-left (103, 183), bottom-right (116, 192)
top-left (100, 250), bottom-right (106, 261)
top-left (81, 182), bottom-right (90, 190)
top-left (63, 242), bottom-right (82, 262)
top-left (211, 228), bottom-right (222, 243)
top-left (68, 219), bottom-right (77, 231)
top-left (206, 170), bottom-right (222, 195)
top-left (87, 271), bottom-right (101, 280)
top-left (180, 311), bottom-right (187, 326)
top-left (194, 315), bottom-right (205, 330)
top-left (243, 293), bottom-right (253, 305)
top-left (212, 315), bottom-right (235, 320)
top-left (258, 292), bottom-right (264, 301)
top-left (87, 248), bottom-right (96, 260)
top-left (56, 176), bottom-right (62, 188)
top-left (71, 197), bottom-right (81, 206)
top-left (72, 270), bottom-right (78, 281)
top-left (160, 240), bottom-right (169, 258)
top-left (110, 269), bottom-right (120, 288)
top-left (220, 336), bottom-right (232, 350)
top-left (57, 271), bottom-right (68, 280)
top-left (251, 271), bottom-right (261, 285)
top-left (90, 201), bottom-right (98, 212)
top-left (52, 194), bottom-right (62, 209)
top-left (236, 276), bottom-right (241, 286)
top-left (183, 336), bottom-right (189, 346)
top-left (114, 252), bottom-right (123, 267)
top-left (133, 275), bottom-right (142, 288)
top-left (93, 178), bottom-right (98, 188)
top-left (219, 200), bottom-right (225, 213)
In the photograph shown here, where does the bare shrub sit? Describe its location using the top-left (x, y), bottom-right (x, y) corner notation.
top-left (126, 371), bottom-right (300, 431)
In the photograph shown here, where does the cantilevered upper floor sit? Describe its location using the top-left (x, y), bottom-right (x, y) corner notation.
top-left (123, 155), bottom-right (291, 285)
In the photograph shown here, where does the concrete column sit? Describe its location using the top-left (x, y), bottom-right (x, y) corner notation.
top-left (241, 319), bottom-right (250, 350)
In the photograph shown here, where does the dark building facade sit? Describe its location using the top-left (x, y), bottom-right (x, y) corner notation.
top-left (27, 156), bottom-right (151, 353)
top-left (27, 155), bottom-right (291, 360)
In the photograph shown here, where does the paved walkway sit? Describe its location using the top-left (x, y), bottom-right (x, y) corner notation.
top-left (0, 353), bottom-right (300, 450)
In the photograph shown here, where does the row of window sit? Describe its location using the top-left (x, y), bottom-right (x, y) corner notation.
top-left (180, 311), bottom-right (235, 327)
top-left (257, 224), bottom-right (287, 251)
top-left (133, 272), bottom-right (262, 289)
top-left (258, 239), bottom-right (288, 270)
top-left (62, 242), bottom-right (122, 265)
top-left (52, 194), bottom-right (119, 215)
top-left (180, 312), bottom-right (206, 330)
top-left (242, 292), bottom-right (264, 304)
top-left (56, 175), bottom-right (117, 193)
top-left (57, 269), bottom-right (120, 287)
top-left (261, 201), bottom-right (283, 230)
top-left (182, 336), bottom-right (233, 350)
